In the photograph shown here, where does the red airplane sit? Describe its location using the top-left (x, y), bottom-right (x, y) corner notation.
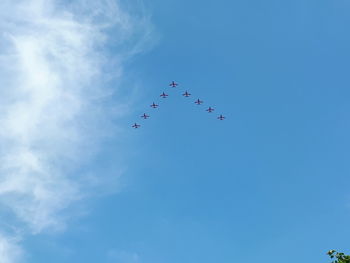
top-left (132, 123), bottom-right (141, 128)
top-left (195, 99), bottom-right (203, 105)
top-left (141, 113), bottom-right (150, 119)
top-left (217, 115), bottom-right (226, 120)
top-left (169, 81), bottom-right (178, 87)
top-left (206, 107), bottom-right (214, 113)
top-left (160, 92), bottom-right (168, 98)
top-left (182, 91), bottom-right (191, 97)
top-left (150, 102), bottom-right (159, 108)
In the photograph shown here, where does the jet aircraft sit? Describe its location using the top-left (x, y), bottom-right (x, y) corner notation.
top-left (141, 113), bottom-right (150, 119)
top-left (206, 107), bottom-right (214, 113)
top-left (217, 115), bottom-right (225, 120)
top-left (195, 99), bottom-right (203, 105)
top-left (169, 81), bottom-right (178, 87)
top-left (182, 91), bottom-right (191, 97)
top-left (160, 92), bottom-right (168, 98)
top-left (150, 102), bottom-right (159, 108)
top-left (132, 123), bottom-right (141, 128)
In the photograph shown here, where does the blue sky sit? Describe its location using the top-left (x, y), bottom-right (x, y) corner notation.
top-left (1, 0), bottom-right (350, 262)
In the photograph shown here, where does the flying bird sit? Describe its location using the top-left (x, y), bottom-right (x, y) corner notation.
top-left (150, 102), bottom-right (159, 108)
top-left (217, 114), bottom-right (225, 120)
top-left (132, 123), bottom-right (141, 128)
top-left (169, 81), bottom-right (178, 88)
top-left (141, 113), bottom-right (150, 119)
top-left (206, 107), bottom-right (214, 113)
top-left (160, 92), bottom-right (168, 98)
top-left (182, 91), bottom-right (191, 97)
top-left (195, 99), bottom-right (203, 105)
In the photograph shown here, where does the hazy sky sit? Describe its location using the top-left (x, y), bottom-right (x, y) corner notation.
top-left (1, 0), bottom-right (350, 262)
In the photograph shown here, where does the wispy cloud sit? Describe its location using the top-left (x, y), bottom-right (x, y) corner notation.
top-left (0, 233), bottom-right (23, 263)
top-left (107, 249), bottom-right (140, 263)
top-left (0, 0), bottom-right (152, 261)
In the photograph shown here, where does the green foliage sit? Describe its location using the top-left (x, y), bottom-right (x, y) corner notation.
top-left (328, 250), bottom-right (350, 263)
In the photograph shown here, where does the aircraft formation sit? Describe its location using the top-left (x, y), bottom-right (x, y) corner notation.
top-left (132, 81), bottom-right (226, 129)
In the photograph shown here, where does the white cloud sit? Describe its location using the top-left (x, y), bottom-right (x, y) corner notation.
top-left (0, 234), bottom-right (23, 263)
top-left (0, 0), bottom-right (152, 261)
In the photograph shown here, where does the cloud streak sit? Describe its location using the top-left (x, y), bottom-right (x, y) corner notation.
top-left (0, 0), bottom-right (151, 261)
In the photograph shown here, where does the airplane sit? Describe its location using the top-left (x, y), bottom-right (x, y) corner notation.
top-left (217, 114), bottom-right (225, 120)
top-left (141, 113), bottom-right (150, 119)
top-left (132, 123), bottom-right (141, 128)
top-left (206, 107), bottom-right (214, 113)
top-left (150, 102), bottom-right (159, 108)
top-left (169, 81), bottom-right (178, 87)
top-left (182, 91), bottom-right (191, 97)
top-left (195, 99), bottom-right (203, 105)
top-left (160, 92), bottom-right (168, 98)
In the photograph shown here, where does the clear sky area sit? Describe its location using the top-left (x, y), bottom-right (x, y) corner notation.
top-left (1, 0), bottom-right (350, 262)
